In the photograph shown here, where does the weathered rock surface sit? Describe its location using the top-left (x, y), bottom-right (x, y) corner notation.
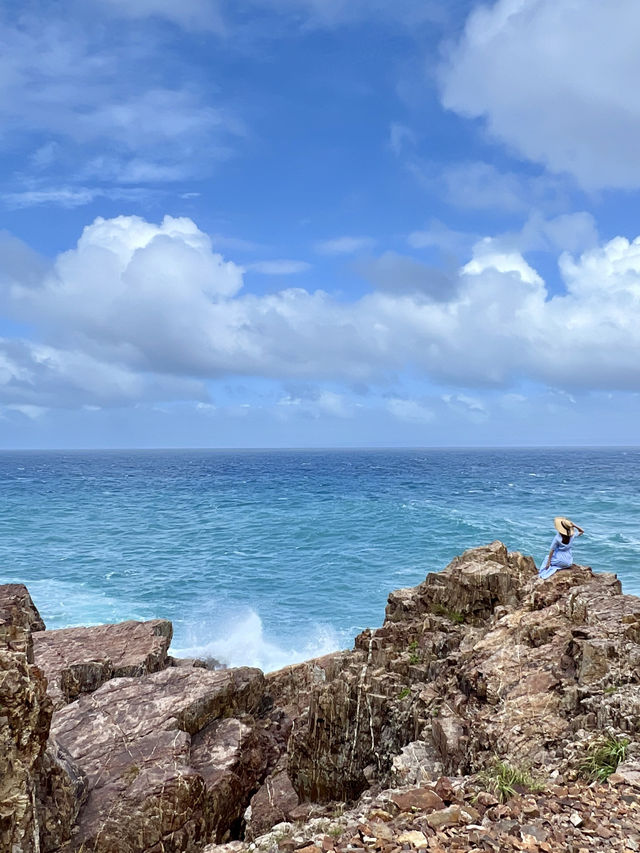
top-left (244, 761), bottom-right (301, 840)
top-left (33, 618), bottom-right (173, 707)
top-left (37, 738), bottom-right (89, 852)
top-left (207, 772), bottom-right (640, 853)
top-left (0, 583), bottom-right (89, 853)
top-left (267, 541), bottom-right (640, 811)
top-left (51, 666), bottom-right (272, 851)
top-left (0, 582), bottom-right (45, 661)
top-left (0, 645), bottom-right (52, 853)
top-left (4, 541), bottom-right (640, 852)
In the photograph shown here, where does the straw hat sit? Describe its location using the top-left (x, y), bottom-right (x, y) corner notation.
top-left (554, 516), bottom-right (574, 535)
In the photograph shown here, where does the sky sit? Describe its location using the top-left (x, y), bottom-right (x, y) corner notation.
top-left (1, 0), bottom-right (640, 448)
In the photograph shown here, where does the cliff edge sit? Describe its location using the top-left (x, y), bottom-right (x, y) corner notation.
top-left (1, 542), bottom-right (639, 852)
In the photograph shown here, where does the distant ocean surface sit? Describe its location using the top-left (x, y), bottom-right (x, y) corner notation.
top-left (2, 448), bottom-right (639, 672)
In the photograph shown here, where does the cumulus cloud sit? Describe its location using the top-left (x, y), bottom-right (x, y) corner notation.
top-left (440, 0), bottom-right (640, 190)
top-left (2, 213), bottom-right (640, 413)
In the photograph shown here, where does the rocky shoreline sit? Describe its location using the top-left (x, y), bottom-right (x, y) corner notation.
top-left (2, 542), bottom-right (639, 852)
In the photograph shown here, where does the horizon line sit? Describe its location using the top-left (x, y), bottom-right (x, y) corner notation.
top-left (1, 444), bottom-right (639, 453)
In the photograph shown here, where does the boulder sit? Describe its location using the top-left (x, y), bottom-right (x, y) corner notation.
top-left (191, 717), bottom-right (274, 842)
top-left (33, 618), bottom-right (173, 708)
top-left (51, 666), bottom-right (269, 851)
top-left (244, 763), bottom-right (300, 839)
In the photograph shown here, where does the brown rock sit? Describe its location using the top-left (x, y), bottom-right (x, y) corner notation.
top-left (37, 736), bottom-right (88, 852)
top-left (246, 764), bottom-right (300, 838)
top-left (51, 665), bottom-right (266, 851)
top-left (0, 646), bottom-right (51, 853)
top-left (33, 618), bottom-right (173, 707)
top-left (0, 582), bottom-right (45, 661)
top-left (433, 778), bottom-right (456, 804)
top-left (431, 715), bottom-right (465, 766)
top-left (397, 830), bottom-right (429, 848)
top-left (191, 717), bottom-right (274, 842)
top-left (391, 789), bottom-right (445, 813)
top-left (425, 806), bottom-right (462, 829)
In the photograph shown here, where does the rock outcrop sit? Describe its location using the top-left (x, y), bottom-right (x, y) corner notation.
top-left (0, 582), bottom-right (45, 661)
top-left (2, 541), bottom-right (640, 853)
top-left (0, 584), bottom-right (52, 852)
top-left (33, 618), bottom-right (173, 707)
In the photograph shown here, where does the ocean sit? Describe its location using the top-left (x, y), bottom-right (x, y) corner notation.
top-left (1, 448), bottom-right (639, 672)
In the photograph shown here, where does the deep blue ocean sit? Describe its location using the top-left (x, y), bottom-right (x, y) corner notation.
top-left (1, 448), bottom-right (639, 672)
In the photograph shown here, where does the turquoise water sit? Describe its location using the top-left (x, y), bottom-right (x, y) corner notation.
top-left (1, 448), bottom-right (639, 671)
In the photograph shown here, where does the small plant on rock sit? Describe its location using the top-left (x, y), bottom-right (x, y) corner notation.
top-left (431, 603), bottom-right (465, 624)
top-left (478, 761), bottom-right (544, 802)
top-left (579, 734), bottom-right (629, 782)
top-left (398, 686), bottom-right (411, 700)
top-left (407, 640), bottom-right (421, 663)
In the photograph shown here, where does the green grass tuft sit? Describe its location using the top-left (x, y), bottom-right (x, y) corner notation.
top-left (478, 761), bottom-right (544, 802)
top-left (431, 603), bottom-right (465, 624)
top-left (398, 686), bottom-right (411, 700)
top-left (579, 734), bottom-right (629, 782)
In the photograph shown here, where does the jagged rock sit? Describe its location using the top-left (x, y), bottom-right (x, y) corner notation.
top-left (390, 740), bottom-right (443, 786)
top-left (267, 542), bottom-right (640, 807)
top-left (0, 582), bottom-right (45, 661)
top-left (6, 540), bottom-right (640, 853)
top-left (245, 762), bottom-right (300, 839)
top-left (431, 714), bottom-right (466, 765)
top-left (191, 717), bottom-right (273, 842)
top-left (0, 646), bottom-right (52, 853)
top-left (37, 737), bottom-right (88, 852)
top-left (51, 666), bottom-right (268, 851)
top-left (33, 618), bottom-right (173, 707)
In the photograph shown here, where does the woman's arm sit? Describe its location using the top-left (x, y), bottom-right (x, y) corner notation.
top-left (574, 525), bottom-right (584, 536)
top-left (544, 547), bottom-right (555, 568)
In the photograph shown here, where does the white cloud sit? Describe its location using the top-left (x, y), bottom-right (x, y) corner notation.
top-left (408, 220), bottom-right (475, 255)
top-left (1, 186), bottom-right (155, 209)
top-left (97, 0), bottom-right (226, 32)
top-left (315, 236), bottom-right (375, 256)
top-left (0, 9), bottom-right (241, 190)
top-left (440, 0), bottom-right (640, 190)
top-left (389, 123), bottom-right (417, 157)
top-left (278, 389), bottom-right (354, 418)
top-left (5, 404), bottom-right (48, 420)
top-left (249, 260), bottom-right (311, 275)
top-left (3, 213), bottom-right (640, 413)
top-left (248, 0), bottom-right (447, 29)
top-left (0, 337), bottom-right (207, 410)
top-left (386, 398), bottom-right (434, 424)
top-left (442, 393), bottom-right (488, 423)
top-left (438, 161), bottom-right (566, 213)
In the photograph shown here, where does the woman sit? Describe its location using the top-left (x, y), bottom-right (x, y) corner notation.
top-left (539, 516), bottom-right (584, 580)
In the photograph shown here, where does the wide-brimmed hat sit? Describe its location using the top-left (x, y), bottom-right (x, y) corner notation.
top-left (554, 516), bottom-right (574, 535)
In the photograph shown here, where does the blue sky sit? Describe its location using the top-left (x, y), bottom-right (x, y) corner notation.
top-left (1, 0), bottom-right (640, 447)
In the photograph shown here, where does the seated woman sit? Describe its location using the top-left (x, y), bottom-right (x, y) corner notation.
top-left (539, 516), bottom-right (584, 580)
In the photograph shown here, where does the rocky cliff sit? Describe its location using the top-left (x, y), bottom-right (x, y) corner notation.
top-left (1, 542), bottom-right (639, 853)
